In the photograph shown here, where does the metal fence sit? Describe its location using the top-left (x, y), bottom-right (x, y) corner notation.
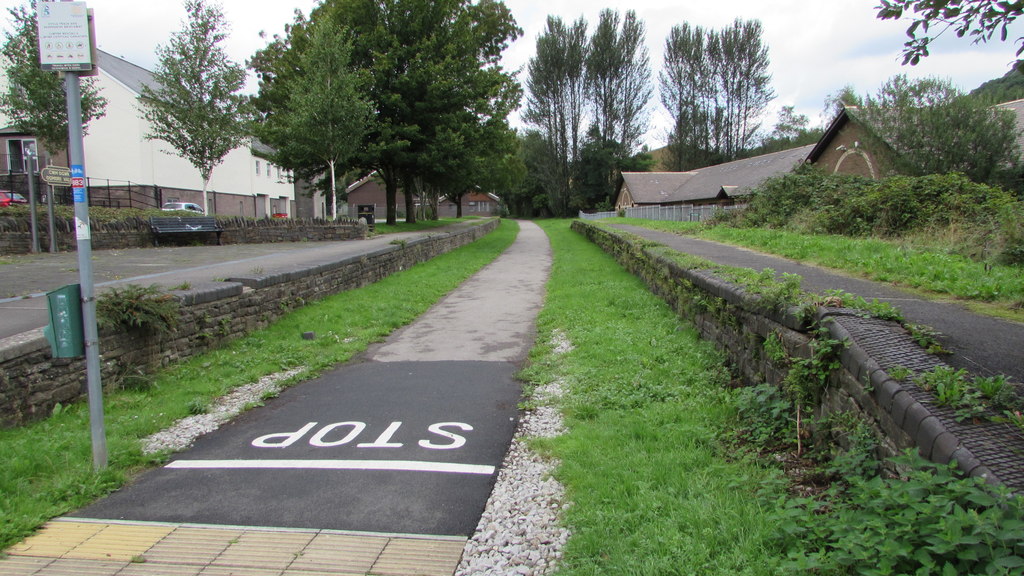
top-left (0, 171), bottom-right (162, 210)
top-left (578, 210), bottom-right (618, 221)
top-left (578, 204), bottom-right (743, 222)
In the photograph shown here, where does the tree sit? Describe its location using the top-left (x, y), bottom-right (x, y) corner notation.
top-left (254, 20), bottom-right (371, 220)
top-left (140, 0), bottom-right (250, 215)
top-left (660, 19), bottom-right (775, 170)
top-left (660, 22), bottom-right (716, 171)
top-left (586, 9), bottom-right (652, 156)
top-left (302, 0), bottom-right (520, 225)
top-left (524, 16), bottom-right (589, 217)
top-left (0, 3), bottom-right (106, 155)
top-left (822, 84), bottom-right (864, 125)
top-left (971, 67), bottom-right (1024, 103)
top-left (749, 105), bottom-right (823, 155)
top-left (876, 0), bottom-right (1024, 66)
top-left (860, 74), bottom-right (1019, 184)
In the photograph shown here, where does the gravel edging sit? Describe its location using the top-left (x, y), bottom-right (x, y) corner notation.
top-left (456, 332), bottom-right (573, 576)
top-left (140, 330), bottom-right (575, 576)
top-left (141, 368), bottom-right (304, 454)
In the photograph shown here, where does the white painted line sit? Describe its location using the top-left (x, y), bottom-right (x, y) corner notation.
top-left (166, 459), bottom-right (496, 475)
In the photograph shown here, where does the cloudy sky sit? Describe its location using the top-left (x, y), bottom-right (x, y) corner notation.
top-left (25, 0), bottom-right (1023, 148)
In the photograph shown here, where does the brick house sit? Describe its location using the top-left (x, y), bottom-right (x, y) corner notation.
top-left (805, 107), bottom-right (898, 180)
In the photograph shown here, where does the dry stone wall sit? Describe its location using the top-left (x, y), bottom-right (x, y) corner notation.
top-left (573, 220), bottom-right (1024, 492)
top-left (0, 220), bottom-right (498, 426)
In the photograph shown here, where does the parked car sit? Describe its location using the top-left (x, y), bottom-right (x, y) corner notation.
top-left (0, 190), bottom-right (28, 207)
top-left (161, 202), bottom-right (204, 214)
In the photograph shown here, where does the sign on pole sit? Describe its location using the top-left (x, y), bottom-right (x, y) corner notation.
top-left (41, 165), bottom-right (71, 187)
top-left (37, 0), bottom-right (108, 470)
top-left (36, 1), bottom-right (93, 72)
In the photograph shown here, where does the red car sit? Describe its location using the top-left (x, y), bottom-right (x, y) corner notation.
top-left (0, 190), bottom-right (28, 207)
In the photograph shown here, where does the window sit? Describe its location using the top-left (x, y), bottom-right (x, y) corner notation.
top-left (267, 164), bottom-right (272, 179)
top-left (7, 139), bottom-right (37, 172)
top-left (255, 160), bottom-right (261, 176)
top-left (276, 166), bottom-right (281, 180)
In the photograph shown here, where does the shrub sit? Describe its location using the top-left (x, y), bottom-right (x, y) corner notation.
top-left (775, 452), bottom-right (1024, 575)
top-left (96, 284), bottom-right (179, 334)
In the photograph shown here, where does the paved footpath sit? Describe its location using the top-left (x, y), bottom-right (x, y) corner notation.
top-left (1, 221), bottom-right (552, 576)
top-left (610, 224), bottom-right (1024, 385)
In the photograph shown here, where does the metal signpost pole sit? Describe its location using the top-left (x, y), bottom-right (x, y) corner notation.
top-left (47, 181), bottom-right (57, 253)
top-left (66, 71), bottom-right (107, 470)
top-left (40, 0), bottom-right (107, 470)
top-left (25, 151), bottom-right (40, 252)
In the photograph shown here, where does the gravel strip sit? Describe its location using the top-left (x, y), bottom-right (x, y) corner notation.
top-left (456, 332), bottom-right (573, 576)
top-left (141, 368), bottom-right (304, 454)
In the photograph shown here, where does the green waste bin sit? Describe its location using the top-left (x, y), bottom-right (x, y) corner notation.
top-left (44, 284), bottom-right (84, 358)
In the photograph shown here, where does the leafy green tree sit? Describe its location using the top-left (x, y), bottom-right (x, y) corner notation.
top-left (586, 9), bottom-right (651, 156)
top-left (876, 0), bottom-right (1023, 66)
top-left (821, 84), bottom-right (864, 125)
top-left (311, 0), bottom-right (520, 225)
top-left (660, 22), bottom-right (715, 171)
top-left (140, 0), bottom-right (250, 215)
top-left (505, 130), bottom-right (553, 217)
top-left (0, 3), bottom-right (106, 155)
top-left (860, 74), bottom-right (1019, 184)
top-left (748, 106), bottom-right (823, 155)
top-left (254, 20), bottom-right (371, 220)
top-left (661, 19), bottom-right (775, 170)
top-left (524, 16), bottom-right (589, 217)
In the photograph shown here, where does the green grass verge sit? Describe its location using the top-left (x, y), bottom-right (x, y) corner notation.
top-left (615, 218), bottom-right (1024, 312)
top-left (527, 220), bottom-right (784, 575)
top-left (0, 219), bottom-right (517, 550)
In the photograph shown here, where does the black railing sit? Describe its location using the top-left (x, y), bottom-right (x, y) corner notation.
top-left (0, 171), bottom-right (162, 210)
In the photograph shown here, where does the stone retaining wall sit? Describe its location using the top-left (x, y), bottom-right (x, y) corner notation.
top-left (0, 219), bottom-right (498, 426)
top-left (574, 220), bottom-right (1024, 492)
top-left (0, 216), bottom-right (367, 255)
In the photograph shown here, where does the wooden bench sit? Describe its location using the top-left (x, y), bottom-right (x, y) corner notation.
top-left (150, 216), bottom-right (224, 247)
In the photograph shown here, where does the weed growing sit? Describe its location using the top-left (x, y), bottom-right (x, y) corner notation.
top-left (774, 452), bottom-right (1024, 575)
top-left (0, 220), bottom-right (516, 550)
top-left (96, 284), bottom-right (180, 334)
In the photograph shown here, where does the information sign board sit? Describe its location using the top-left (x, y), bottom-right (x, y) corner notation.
top-left (36, 1), bottom-right (93, 72)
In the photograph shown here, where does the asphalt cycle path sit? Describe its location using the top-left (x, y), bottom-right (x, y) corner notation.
top-left (610, 223), bottom-right (1024, 385)
top-left (0, 224), bottom-right (478, 341)
top-left (70, 221), bottom-right (552, 538)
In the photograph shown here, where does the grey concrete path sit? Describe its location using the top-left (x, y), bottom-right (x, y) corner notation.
top-left (0, 223), bottom-right (480, 340)
top-left (610, 224), bottom-right (1024, 385)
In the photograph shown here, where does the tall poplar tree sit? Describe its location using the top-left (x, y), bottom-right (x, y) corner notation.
top-left (524, 16), bottom-right (588, 217)
top-left (141, 0), bottom-right (250, 215)
top-left (660, 19), bottom-right (774, 169)
top-left (586, 9), bottom-right (651, 155)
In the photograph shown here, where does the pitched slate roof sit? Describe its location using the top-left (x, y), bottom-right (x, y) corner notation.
top-left (621, 144), bottom-right (814, 205)
top-left (96, 50), bottom-right (157, 95)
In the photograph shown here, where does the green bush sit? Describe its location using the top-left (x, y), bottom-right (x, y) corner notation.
top-left (775, 452), bottom-right (1024, 575)
top-left (96, 284), bottom-right (179, 334)
top-left (736, 168), bottom-right (1024, 265)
